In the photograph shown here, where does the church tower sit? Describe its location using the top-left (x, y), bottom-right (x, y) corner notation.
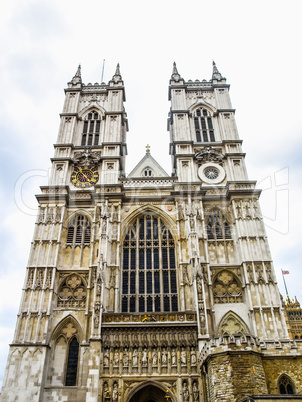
top-left (1, 63), bottom-right (302, 402)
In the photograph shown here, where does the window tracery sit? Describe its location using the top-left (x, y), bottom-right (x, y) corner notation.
top-left (194, 108), bottom-right (215, 143)
top-left (122, 214), bottom-right (178, 313)
top-left (279, 374), bottom-right (295, 394)
top-left (213, 270), bottom-right (242, 303)
top-left (206, 210), bottom-right (231, 240)
top-left (57, 274), bottom-right (87, 308)
top-left (81, 110), bottom-right (101, 146)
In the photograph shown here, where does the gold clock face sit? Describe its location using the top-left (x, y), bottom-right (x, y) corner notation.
top-left (71, 166), bottom-right (99, 188)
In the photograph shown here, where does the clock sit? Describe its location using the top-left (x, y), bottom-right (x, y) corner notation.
top-left (71, 166), bottom-right (99, 188)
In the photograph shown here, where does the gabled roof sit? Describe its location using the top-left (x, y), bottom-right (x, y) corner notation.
top-left (127, 151), bottom-right (169, 178)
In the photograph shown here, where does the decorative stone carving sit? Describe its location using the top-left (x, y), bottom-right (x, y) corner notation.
top-left (193, 381), bottom-right (199, 401)
top-left (183, 380), bottom-right (189, 401)
top-left (171, 349), bottom-right (176, 365)
top-left (142, 348), bottom-right (148, 365)
top-left (113, 349), bottom-right (119, 366)
top-left (181, 348), bottom-right (187, 365)
top-left (191, 347), bottom-right (197, 365)
top-left (199, 303), bottom-right (206, 332)
top-left (57, 274), bottom-right (86, 308)
top-left (103, 348), bottom-right (109, 367)
top-left (196, 275), bottom-right (203, 299)
top-left (132, 348), bottom-right (138, 366)
top-left (219, 312), bottom-right (249, 336)
top-left (194, 146), bottom-right (224, 166)
top-left (178, 203), bottom-right (185, 220)
top-left (213, 270), bottom-right (242, 303)
top-left (152, 350), bottom-right (158, 366)
top-left (112, 382), bottom-right (118, 401)
top-left (161, 348), bottom-right (167, 365)
top-left (72, 148), bottom-right (101, 167)
top-left (123, 349), bottom-right (129, 366)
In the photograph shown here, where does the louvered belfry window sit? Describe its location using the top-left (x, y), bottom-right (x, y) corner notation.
top-left (194, 108), bottom-right (215, 143)
top-left (81, 111), bottom-right (100, 146)
top-left (66, 216), bottom-right (91, 245)
top-left (122, 214), bottom-right (178, 313)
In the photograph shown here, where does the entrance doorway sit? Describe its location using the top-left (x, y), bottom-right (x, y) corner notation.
top-left (129, 385), bottom-right (166, 402)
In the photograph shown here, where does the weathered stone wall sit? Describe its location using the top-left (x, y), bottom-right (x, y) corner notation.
top-left (207, 351), bottom-right (267, 402)
top-left (263, 356), bottom-right (302, 395)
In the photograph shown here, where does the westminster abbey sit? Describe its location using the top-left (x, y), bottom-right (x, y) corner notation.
top-left (1, 63), bottom-right (302, 401)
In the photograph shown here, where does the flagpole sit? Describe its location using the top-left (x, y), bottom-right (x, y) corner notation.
top-left (281, 269), bottom-right (289, 296)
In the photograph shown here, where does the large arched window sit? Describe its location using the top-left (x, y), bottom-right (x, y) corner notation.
top-left (279, 374), bottom-right (295, 394)
top-left (122, 214), bottom-right (178, 313)
top-left (81, 110), bottom-right (101, 146)
top-left (194, 108), bottom-right (215, 143)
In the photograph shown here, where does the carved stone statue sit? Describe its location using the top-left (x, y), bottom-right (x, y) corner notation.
top-left (142, 348), bottom-right (148, 365)
top-left (152, 350), bottom-right (158, 366)
top-left (181, 348), bottom-right (187, 365)
top-left (193, 381), bottom-right (199, 401)
top-left (171, 349), bottom-right (176, 366)
top-left (103, 382), bottom-right (109, 400)
top-left (191, 347), bottom-right (197, 365)
top-left (123, 349), bottom-right (129, 366)
top-left (132, 348), bottom-right (138, 366)
top-left (183, 381), bottom-right (189, 402)
top-left (161, 348), bottom-right (167, 365)
top-left (113, 350), bottom-right (119, 366)
top-left (112, 382), bottom-right (118, 401)
top-left (103, 348), bottom-right (109, 367)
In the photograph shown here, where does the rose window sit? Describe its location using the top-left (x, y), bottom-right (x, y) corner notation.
top-left (204, 167), bottom-right (219, 180)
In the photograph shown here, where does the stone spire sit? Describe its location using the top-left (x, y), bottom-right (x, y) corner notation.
top-left (68, 64), bottom-right (82, 87)
top-left (212, 61), bottom-right (224, 81)
top-left (171, 61), bottom-right (181, 82)
top-left (112, 63), bottom-right (122, 83)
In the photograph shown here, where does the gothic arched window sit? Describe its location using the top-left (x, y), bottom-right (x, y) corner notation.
top-left (279, 374), bottom-right (295, 394)
top-left (67, 216), bottom-right (91, 245)
top-left (65, 337), bottom-right (79, 386)
top-left (194, 108), bottom-right (215, 143)
top-left (81, 110), bottom-right (101, 146)
top-left (206, 210), bottom-right (231, 240)
top-left (122, 214), bottom-right (178, 313)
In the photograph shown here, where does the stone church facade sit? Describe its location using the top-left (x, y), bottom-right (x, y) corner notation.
top-left (1, 63), bottom-right (302, 401)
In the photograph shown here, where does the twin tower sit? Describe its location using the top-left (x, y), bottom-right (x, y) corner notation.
top-left (2, 63), bottom-right (301, 401)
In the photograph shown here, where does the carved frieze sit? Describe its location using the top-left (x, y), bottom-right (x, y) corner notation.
top-left (72, 148), bottom-right (101, 167)
top-left (194, 146), bottom-right (225, 166)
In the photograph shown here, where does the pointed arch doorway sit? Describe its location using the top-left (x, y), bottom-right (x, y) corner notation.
top-left (129, 384), bottom-right (166, 402)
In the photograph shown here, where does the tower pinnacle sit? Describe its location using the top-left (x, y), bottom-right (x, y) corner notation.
top-left (68, 64), bottom-right (82, 87)
top-left (112, 63), bottom-right (122, 82)
top-left (171, 62), bottom-right (181, 82)
top-left (212, 60), bottom-right (225, 81)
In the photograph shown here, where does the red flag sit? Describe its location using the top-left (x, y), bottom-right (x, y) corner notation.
top-left (282, 270), bottom-right (289, 275)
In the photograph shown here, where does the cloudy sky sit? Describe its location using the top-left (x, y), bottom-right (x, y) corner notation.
top-left (0, 0), bottom-right (301, 389)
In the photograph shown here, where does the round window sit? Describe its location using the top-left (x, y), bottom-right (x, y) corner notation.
top-left (204, 167), bottom-right (219, 180)
top-left (198, 162), bottom-right (225, 184)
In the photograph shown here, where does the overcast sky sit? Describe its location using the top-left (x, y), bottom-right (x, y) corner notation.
top-left (0, 0), bottom-right (301, 389)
